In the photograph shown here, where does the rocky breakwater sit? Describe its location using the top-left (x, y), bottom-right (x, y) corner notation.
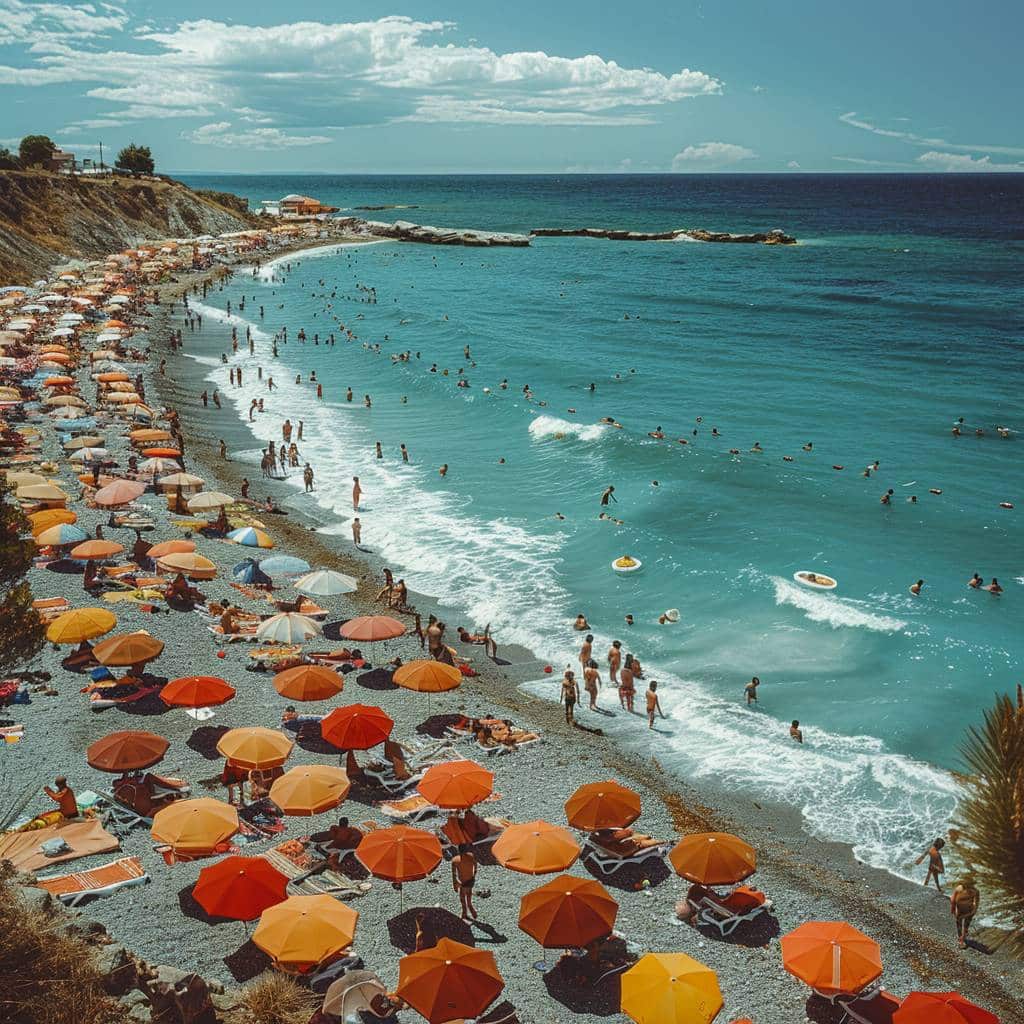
top-left (531, 226), bottom-right (797, 244)
top-left (341, 216), bottom-right (532, 247)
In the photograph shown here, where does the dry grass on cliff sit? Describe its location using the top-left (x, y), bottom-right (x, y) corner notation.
top-left (0, 870), bottom-right (128, 1024)
top-left (241, 973), bottom-right (317, 1024)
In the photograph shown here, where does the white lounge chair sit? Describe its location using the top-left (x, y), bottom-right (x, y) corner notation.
top-left (840, 989), bottom-right (902, 1024)
top-left (582, 835), bottom-right (669, 876)
top-left (379, 794), bottom-right (439, 822)
top-left (692, 888), bottom-right (773, 937)
top-left (35, 855), bottom-right (149, 907)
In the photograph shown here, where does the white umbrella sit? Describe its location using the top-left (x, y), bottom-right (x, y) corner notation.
top-left (69, 447), bottom-right (108, 461)
top-left (255, 613), bottom-right (320, 644)
top-left (187, 491), bottom-right (233, 511)
top-left (50, 327), bottom-right (77, 337)
top-left (294, 569), bottom-right (358, 597)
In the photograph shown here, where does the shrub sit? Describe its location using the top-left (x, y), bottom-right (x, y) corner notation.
top-left (241, 972), bottom-right (318, 1024)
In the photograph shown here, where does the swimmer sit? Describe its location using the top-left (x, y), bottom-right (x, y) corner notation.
top-left (968, 573), bottom-right (983, 589)
top-left (573, 614), bottom-right (590, 631)
top-left (790, 720), bottom-right (804, 744)
top-left (783, 456), bottom-right (794, 462)
top-left (554, 512), bottom-right (566, 520)
top-left (624, 614), bottom-right (634, 626)
top-left (648, 426), bottom-right (665, 439)
top-left (986, 578), bottom-right (1003, 595)
top-left (600, 486), bottom-right (617, 507)
top-left (881, 489), bottom-right (894, 505)
top-left (802, 442), bottom-right (813, 451)
top-left (439, 464), bottom-right (448, 478)
top-left (750, 442), bottom-right (763, 453)
top-left (910, 579), bottom-right (924, 596)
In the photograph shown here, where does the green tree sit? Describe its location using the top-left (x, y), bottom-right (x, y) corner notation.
top-left (0, 147), bottom-right (19, 170)
top-left (0, 478), bottom-right (45, 675)
top-left (115, 143), bottom-right (154, 175)
top-left (954, 685), bottom-right (1024, 953)
top-left (18, 134), bottom-right (55, 168)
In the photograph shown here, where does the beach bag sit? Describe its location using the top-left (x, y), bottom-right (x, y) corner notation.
top-left (39, 837), bottom-right (72, 858)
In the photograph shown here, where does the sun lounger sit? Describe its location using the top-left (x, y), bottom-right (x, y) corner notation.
top-left (379, 794), bottom-right (439, 822)
top-left (99, 790), bottom-right (154, 834)
top-left (362, 764), bottom-right (424, 794)
top-left (207, 625), bottom-right (259, 641)
top-left (692, 885), bottom-right (773, 937)
top-left (582, 835), bottom-right (669, 876)
top-left (35, 855), bottom-right (149, 907)
top-left (440, 814), bottom-right (512, 852)
top-left (32, 596), bottom-right (69, 623)
top-left (839, 990), bottom-right (902, 1024)
top-left (263, 840), bottom-right (371, 900)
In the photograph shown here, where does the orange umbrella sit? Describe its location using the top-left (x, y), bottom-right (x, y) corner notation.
top-left (94, 479), bottom-right (146, 507)
top-left (147, 538), bottom-right (194, 559)
top-left (273, 664), bottom-right (343, 702)
top-left (493, 821), bottom-right (581, 875)
top-left (339, 615), bottom-right (406, 642)
top-left (894, 992), bottom-right (998, 1024)
top-left (781, 921), bottom-right (883, 997)
top-left (669, 833), bottom-right (757, 886)
top-left (519, 874), bottom-right (618, 949)
top-left (92, 631), bottom-right (164, 666)
top-left (44, 375), bottom-right (74, 386)
top-left (142, 447), bottom-right (181, 458)
top-left (157, 552), bottom-right (217, 579)
top-left (321, 704), bottom-right (393, 750)
top-left (69, 539), bottom-right (124, 561)
top-left (161, 676), bottom-right (236, 709)
top-left (621, 952), bottom-right (723, 1024)
top-left (28, 508), bottom-right (77, 534)
top-left (46, 607), bottom-right (116, 644)
top-left (129, 428), bottom-right (172, 443)
top-left (87, 730), bottom-right (168, 772)
top-left (104, 319), bottom-right (129, 328)
top-left (565, 780), bottom-right (642, 831)
top-left (393, 659), bottom-right (462, 694)
top-left (216, 727), bottom-right (293, 770)
top-left (397, 938), bottom-right (504, 1024)
top-left (269, 765), bottom-right (351, 816)
top-left (253, 895), bottom-right (358, 973)
top-left (151, 798), bottom-right (239, 856)
top-left (356, 825), bottom-right (442, 882)
top-left (417, 760), bottom-right (493, 809)
top-left (192, 855), bottom-right (288, 921)
top-left (96, 372), bottom-right (130, 382)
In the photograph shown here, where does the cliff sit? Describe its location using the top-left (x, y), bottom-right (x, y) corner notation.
top-left (0, 171), bottom-right (260, 286)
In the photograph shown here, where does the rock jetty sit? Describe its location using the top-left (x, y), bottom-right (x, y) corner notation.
top-left (530, 226), bottom-right (796, 244)
top-left (341, 217), bottom-right (532, 247)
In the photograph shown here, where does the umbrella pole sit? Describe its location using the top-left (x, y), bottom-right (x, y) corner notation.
top-left (532, 945), bottom-right (548, 973)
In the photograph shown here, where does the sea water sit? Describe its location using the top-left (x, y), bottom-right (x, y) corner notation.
top-left (179, 174), bottom-right (1023, 879)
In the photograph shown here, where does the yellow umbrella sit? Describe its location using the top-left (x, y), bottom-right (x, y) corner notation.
top-left (16, 482), bottom-right (68, 502)
top-left (46, 607), bottom-right (117, 644)
top-left (157, 552), bottom-right (217, 580)
top-left (217, 727), bottom-right (294, 770)
top-left (621, 953), bottom-right (723, 1024)
top-left (253, 895), bottom-right (359, 974)
top-left (151, 798), bottom-right (239, 856)
top-left (269, 765), bottom-right (351, 816)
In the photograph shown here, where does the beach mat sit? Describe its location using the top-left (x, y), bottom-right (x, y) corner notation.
top-left (0, 819), bottom-right (119, 872)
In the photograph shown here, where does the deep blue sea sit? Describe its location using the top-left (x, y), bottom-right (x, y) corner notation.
top-left (179, 173), bottom-right (1024, 879)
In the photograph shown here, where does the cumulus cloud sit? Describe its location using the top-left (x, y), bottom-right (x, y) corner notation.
top-left (0, 0), bottom-right (127, 43)
top-left (182, 122), bottom-right (333, 149)
top-left (916, 151), bottom-right (1024, 172)
top-left (671, 142), bottom-right (756, 169)
top-left (839, 111), bottom-right (1024, 157)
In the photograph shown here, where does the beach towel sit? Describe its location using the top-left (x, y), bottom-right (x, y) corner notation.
top-left (0, 819), bottom-right (119, 872)
top-left (36, 856), bottom-right (148, 904)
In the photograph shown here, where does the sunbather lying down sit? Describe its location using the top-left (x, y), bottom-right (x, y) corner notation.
top-left (472, 718), bottom-right (539, 747)
top-left (590, 827), bottom-right (663, 852)
top-left (676, 882), bottom-right (769, 922)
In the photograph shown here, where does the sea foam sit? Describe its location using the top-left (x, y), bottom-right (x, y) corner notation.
top-left (772, 576), bottom-right (907, 632)
top-left (528, 414), bottom-right (609, 442)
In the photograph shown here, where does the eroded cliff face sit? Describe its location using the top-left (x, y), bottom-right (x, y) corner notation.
top-left (0, 171), bottom-right (259, 285)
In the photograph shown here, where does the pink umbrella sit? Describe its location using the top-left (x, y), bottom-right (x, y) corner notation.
top-left (94, 479), bottom-right (146, 507)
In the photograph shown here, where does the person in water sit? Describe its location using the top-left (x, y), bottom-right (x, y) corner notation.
top-left (789, 720), bottom-right (803, 743)
top-left (745, 677), bottom-right (760, 705)
top-left (646, 681), bottom-right (664, 729)
top-left (968, 573), bottom-right (983, 588)
top-left (910, 579), bottom-right (924, 596)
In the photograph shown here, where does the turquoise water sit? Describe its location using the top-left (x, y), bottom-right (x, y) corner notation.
top-left (180, 174), bottom-right (1023, 878)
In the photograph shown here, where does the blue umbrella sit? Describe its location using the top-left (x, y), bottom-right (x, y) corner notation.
top-left (257, 555), bottom-right (311, 577)
top-left (54, 418), bottom-right (97, 431)
top-left (232, 558), bottom-right (273, 586)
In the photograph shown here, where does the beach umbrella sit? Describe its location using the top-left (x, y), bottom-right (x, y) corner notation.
top-left (43, 375), bottom-right (75, 387)
top-left (417, 760), bottom-right (493, 810)
top-left (92, 631), bottom-right (164, 666)
top-left (493, 821), bottom-right (580, 875)
top-left (151, 798), bottom-right (239, 856)
top-left (147, 538), bottom-right (194, 560)
top-left (232, 558), bottom-right (273, 587)
top-left (28, 508), bottom-right (77, 534)
top-left (68, 447), bottom-right (108, 462)
top-left (356, 825), bottom-right (442, 886)
top-left (129, 428), bottom-right (172, 443)
top-left (157, 552), bottom-right (217, 579)
top-left (46, 607), bottom-right (116, 644)
top-left (669, 833), bottom-right (757, 887)
top-left (519, 875), bottom-right (618, 950)
top-left (257, 555), bottom-right (311, 578)
top-left (397, 938), bottom-right (503, 1024)
top-left (217, 727), bottom-right (294, 770)
top-left (141, 447), bottom-right (181, 458)
top-left (894, 992), bottom-right (999, 1024)
top-left (255, 612), bottom-right (320, 644)
top-left (293, 569), bottom-right (358, 597)
top-left (339, 615), bottom-right (406, 643)
top-left (87, 730), bottom-right (169, 772)
top-left (227, 526), bottom-right (274, 549)
top-left (321, 971), bottom-right (391, 1020)
top-left (64, 435), bottom-right (105, 450)
top-left (187, 491), bottom-right (233, 512)
top-left (161, 676), bottom-right (236, 710)
top-left (781, 921), bottom-right (883, 998)
top-left (157, 472), bottom-right (204, 492)
top-left (253, 895), bottom-right (359, 974)
top-left (270, 765), bottom-right (351, 816)
top-left (273, 664), bottom-right (343, 702)
top-left (393, 659), bottom-right (461, 695)
top-left (36, 522), bottom-right (89, 547)
top-left (565, 780), bottom-right (642, 832)
top-left (105, 392), bottom-right (143, 404)
top-left (6, 470), bottom-right (47, 489)
top-left (138, 457), bottom-right (180, 477)
top-left (621, 952), bottom-right (723, 1024)
top-left (192, 856), bottom-right (288, 922)
top-left (70, 539), bottom-right (125, 561)
top-left (121, 404), bottom-right (154, 419)
top-left (17, 482), bottom-right (68, 502)
top-left (94, 479), bottom-right (146, 507)
top-left (321, 704), bottom-right (394, 751)
top-left (96, 372), bottom-right (130, 382)
top-left (42, 394), bottom-right (87, 408)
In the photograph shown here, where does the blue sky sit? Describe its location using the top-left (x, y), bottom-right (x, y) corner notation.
top-left (1, 0), bottom-right (1022, 173)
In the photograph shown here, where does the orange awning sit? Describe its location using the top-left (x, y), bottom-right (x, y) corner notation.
top-left (893, 992), bottom-right (998, 1024)
top-left (492, 821), bottom-right (580, 875)
top-left (69, 539), bottom-right (125, 561)
top-left (565, 780), bottom-right (641, 831)
top-left (160, 676), bottom-right (236, 709)
top-left (355, 825), bottom-right (442, 882)
top-left (339, 615), bottom-right (406, 642)
top-left (397, 938), bottom-right (504, 1024)
top-left (781, 921), bottom-right (883, 997)
top-left (87, 730), bottom-right (168, 772)
top-left (151, 798), bottom-right (239, 855)
top-left (519, 874), bottom-right (618, 949)
top-left (621, 952), bottom-right (723, 1024)
top-left (92, 631), bottom-right (164, 666)
top-left (46, 607), bottom-right (116, 644)
top-left (392, 659), bottom-right (462, 693)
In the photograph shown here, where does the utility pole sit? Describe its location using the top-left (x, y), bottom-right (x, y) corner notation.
top-left (98, 141), bottom-right (104, 172)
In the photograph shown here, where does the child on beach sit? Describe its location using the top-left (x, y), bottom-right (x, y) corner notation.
top-left (646, 681), bottom-right (664, 728)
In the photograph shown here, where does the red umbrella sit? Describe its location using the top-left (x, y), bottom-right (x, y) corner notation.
top-left (321, 704), bottom-right (394, 750)
top-left (894, 992), bottom-right (999, 1024)
top-left (192, 855), bottom-right (288, 921)
top-left (160, 676), bottom-right (236, 709)
top-left (87, 730), bottom-right (169, 772)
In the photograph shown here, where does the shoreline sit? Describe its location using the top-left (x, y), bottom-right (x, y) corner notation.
top-left (145, 248), bottom-right (1024, 1015)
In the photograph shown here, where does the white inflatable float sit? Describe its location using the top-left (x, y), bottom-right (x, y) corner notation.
top-left (612, 555), bottom-right (643, 574)
top-left (794, 570), bottom-right (837, 590)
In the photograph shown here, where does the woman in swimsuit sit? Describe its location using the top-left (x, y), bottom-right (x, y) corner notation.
top-left (618, 656), bottom-right (636, 712)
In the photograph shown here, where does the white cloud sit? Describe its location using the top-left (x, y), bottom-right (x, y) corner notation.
top-left (182, 122), bottom-right (333, 149)
top-left (916, 151), bottom-right (1024, 172)
top-left (840, 111), bottom-right (1024, 157)
top-left (671, 142), bottom-right (756, 169)
top-left (832, 156), bottom-right (912, 167)
top-left (399, 97), bottom-right (654, 126)
top-left (0, 0), bottom-right (127, 42)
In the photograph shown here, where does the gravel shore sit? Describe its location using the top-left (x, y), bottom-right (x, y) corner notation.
top-left (6, 249), bottom-right (1023, 1024)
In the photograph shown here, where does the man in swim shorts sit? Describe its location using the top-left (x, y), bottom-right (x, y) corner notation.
top-left (451, 845), bottom-right (478, 920)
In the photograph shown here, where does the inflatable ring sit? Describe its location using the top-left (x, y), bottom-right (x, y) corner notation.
top-left (794, 570), bottom-right (837, 590)
top-left (612, 555), bottom-right (642, 573)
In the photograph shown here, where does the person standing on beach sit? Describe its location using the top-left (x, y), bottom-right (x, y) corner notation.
top-left (646, 681), bottom-right (664, 728)
top-left (298, 420), bottom-right (303, 441)
top-left (619, 656), bottom-right (636, 712)
top-left (303, 463), bottom-right (314, 493)
top-left (951, 876), bottom-right (980, 947)
top-left (561, 669), bottom-right (580, 724)
top-left (241, 478), bottom-right (250, 499)
top-left (607, 640), bottom-right (622, 685)
top-left (351, 517), bottom-right (361, 547)
top-left (583, 659), bottom-right (601, 710)
top-left (352, 476), bottom-right (362, 510)
top-left (579, 634), bottom-right (593, 672)
top-left (916, 838), bottom-right (946, 891)
top-left (400, 443), bottom-right (409, 463)
top-left (219, 439), bottom-right (227, 460)
top-left (451, 845), bottom-right (478, 921)
top-left (745, 677), bottom-right (760, 705)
